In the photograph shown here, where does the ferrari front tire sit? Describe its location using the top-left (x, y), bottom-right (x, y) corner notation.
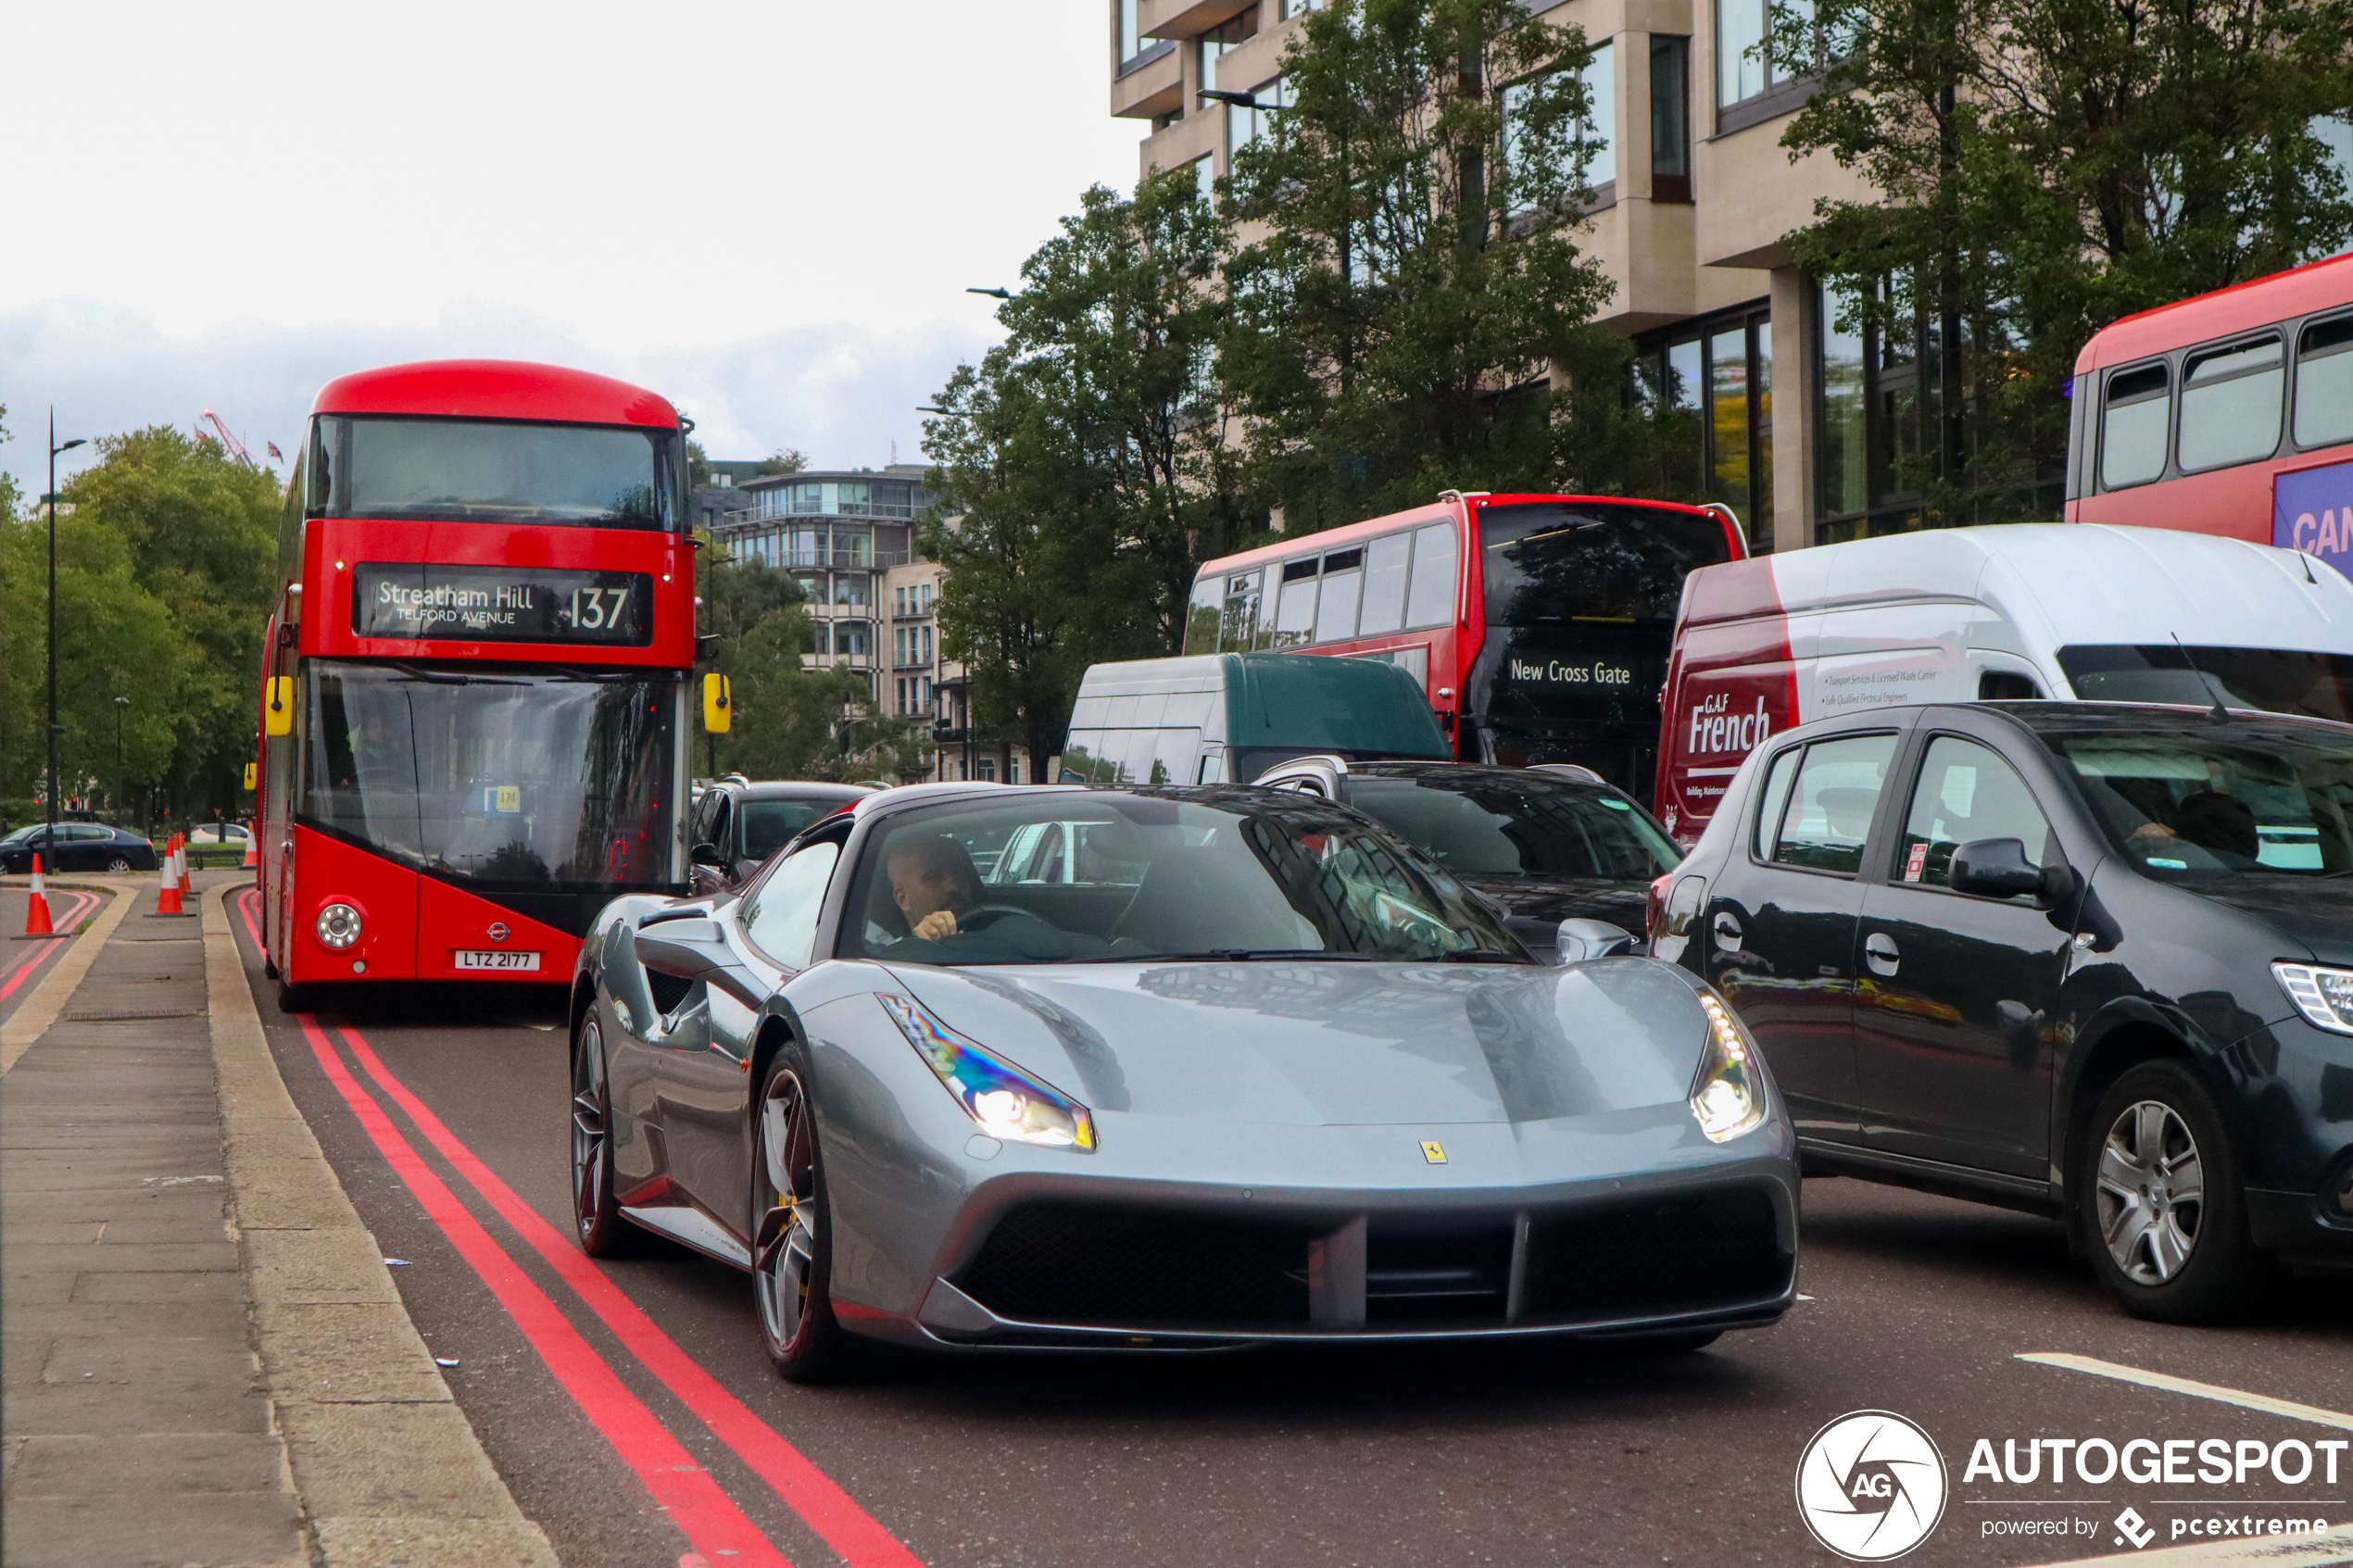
top-left (572, 1013), bottom-right (639, 1258)
top-left (751, 1045), bottom-right (860, 1383)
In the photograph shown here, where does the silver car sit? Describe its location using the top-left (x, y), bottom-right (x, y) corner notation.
top-left (568, 783), bottom-right (1798, 1381)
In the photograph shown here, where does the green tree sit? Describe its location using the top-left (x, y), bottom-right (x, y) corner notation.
top-left (1779, 0), bottom-right (2353, 521)
top-left (0, 504), bottom-right (190, 821)
top-left (924, 169), bottom-right (1252, 761)
top-left (1220, 0), bottom-right (1624, 528)
top-left (756, 448), bottom-right (809, 477)
top-left (59, 428), bottom-right (280, 812)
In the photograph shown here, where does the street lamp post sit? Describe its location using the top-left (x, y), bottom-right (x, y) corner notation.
top-left (45, 411), bottom-right (87, 840)
top-left (112, 696), bottom-right (130, 814)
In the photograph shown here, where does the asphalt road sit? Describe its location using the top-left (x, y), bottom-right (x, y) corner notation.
top-left (223, 885), bottom-right (2353, 1568)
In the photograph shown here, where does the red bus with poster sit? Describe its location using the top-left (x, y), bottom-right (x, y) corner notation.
top-left (1184, 493), bottom-right (1745, 797)
top-left (2065, 250), bottom-right (2353, 565)
top-left (255, 360), bottom-right (698, 1008)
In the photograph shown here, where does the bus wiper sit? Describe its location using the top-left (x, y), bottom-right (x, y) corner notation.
top-left (386, 662), bottom-right (527, 687)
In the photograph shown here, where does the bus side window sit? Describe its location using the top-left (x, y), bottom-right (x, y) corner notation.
top-left (2100, 362), bottom-right (2171, 489)
top-left (2296, 314), bottom-right (2353, 449)
top-left (1221, 569), bottom-right (1265, 651)
top-left (1185, 574), bottom-right (1222, 655)
top-left (2178, 336), bottom-right (2284, 472)
top-left (1274, 558), bottom-right (1320, 646)
top-left (1358, 533), bottom-right (1410, 635)
top-left (1404, 521), bottom-right (1459, 628)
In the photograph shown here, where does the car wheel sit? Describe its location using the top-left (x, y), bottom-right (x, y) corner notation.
top-left (106, 856), bottom-right (133, 873)
top-left (2071, 1060), bottom-right (2270, 1323)
top-left (751, 1045), bottom-right (860, 1382)
top-left (571, 1013), bottom-right (639, 1258)
top-left (275, 981), bottom-right (310, 1014)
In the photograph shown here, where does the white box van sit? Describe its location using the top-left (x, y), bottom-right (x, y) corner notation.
top-left (1063, 652), bottom-right (1452, 786)
top-left (1655, 524), bottom-right (2353, 841)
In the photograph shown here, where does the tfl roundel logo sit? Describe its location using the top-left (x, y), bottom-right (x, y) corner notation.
top-left (1794, 1410), bottom-right (1949, 1561)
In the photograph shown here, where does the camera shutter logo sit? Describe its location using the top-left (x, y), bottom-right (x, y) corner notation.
top-left (1794, 1410), bottom-right (1949, 1561)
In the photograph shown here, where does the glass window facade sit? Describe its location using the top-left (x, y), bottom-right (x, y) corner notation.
top-left (1635, 306), bottom-right (1773, 545)
top-left (1717, 0), bottom-right (1815, 109)
top-left (1583, 42), bottom-right (1617, 189)
top-left (1650, 36), bottom-right (1692, 199)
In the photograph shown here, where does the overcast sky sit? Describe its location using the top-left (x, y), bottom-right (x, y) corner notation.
top-left (0, 3), bottom-right (1141, 492)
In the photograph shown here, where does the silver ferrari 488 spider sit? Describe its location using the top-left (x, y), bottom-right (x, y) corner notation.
top-left (569, 783), bottom-right (1798, 1380)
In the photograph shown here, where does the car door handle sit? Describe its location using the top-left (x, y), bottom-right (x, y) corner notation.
top-left (1863, 932), bottom-right (1900, 977)
top-left (1712, 911), bottom-right (1743, 952)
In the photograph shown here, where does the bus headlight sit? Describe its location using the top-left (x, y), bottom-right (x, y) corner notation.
top-left (316, 903), bottom-right (362, 950)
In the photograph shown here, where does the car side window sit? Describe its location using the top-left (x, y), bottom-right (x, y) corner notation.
top-left (1753, 746), bottom-right (1803, 859)
top-left (708, 794), bottom-right (735, 857)
top-left (740, 841), bottom-right (839, 970)
top-left (1894, 736), bottom-right (2055, 895)
top-left (1769, 734), bottom-right (1898, 874)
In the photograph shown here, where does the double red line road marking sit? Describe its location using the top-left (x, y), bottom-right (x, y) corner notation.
top-left (233, 890), bottom-right (922, 1568)
top-left (1, 890), bottom-right (103, 1005)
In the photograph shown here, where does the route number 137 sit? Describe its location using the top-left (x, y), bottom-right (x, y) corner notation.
top-left (567, 586), bottom-right (632, 632)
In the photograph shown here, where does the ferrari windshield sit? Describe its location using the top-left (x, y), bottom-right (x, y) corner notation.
top-left (2041, 723), bottom-right (2353, 880)
top-left (840, 790), bottom-right (1528, 966)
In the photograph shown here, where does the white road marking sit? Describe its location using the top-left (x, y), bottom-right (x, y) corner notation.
top-left (2020, 1351), bottom-right (2353, 1433)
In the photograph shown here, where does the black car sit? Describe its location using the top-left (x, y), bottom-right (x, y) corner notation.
top-left (688, 778), bottom-right (874, 896)
top-left (1253, 758), bottom-right (1684, 960)
top-left (0, 821), bottom-right (159, 875)
top-left (1653, 699), bottom-right (2353, 1321)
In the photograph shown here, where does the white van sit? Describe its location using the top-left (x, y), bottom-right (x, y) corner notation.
top-left (1062, 651), bottom-right (1452, 786)
top-left (1655, 524), bottom-right (2353, 841)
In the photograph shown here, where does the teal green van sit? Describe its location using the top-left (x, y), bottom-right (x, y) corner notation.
top-left (1059, 653), bottom-right (1451, 785)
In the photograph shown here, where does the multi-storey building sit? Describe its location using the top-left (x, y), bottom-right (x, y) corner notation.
top-left (1112, 0), bottom-right (1903, 550)
top-left (711, 465), bottom-right (1032, 784)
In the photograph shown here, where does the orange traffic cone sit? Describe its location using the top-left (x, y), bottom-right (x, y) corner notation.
top-left (240, 833), bottom-right (258, 870)
top-left (176, 834), bottom-right (193, 897)
top-left (155, 842), bottom-right (183, 917)
top-left (20, 855), bottom-right (55, 937)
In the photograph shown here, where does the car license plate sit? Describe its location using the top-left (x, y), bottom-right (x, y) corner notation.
top-left (452, 949), bottom-right (541, 972)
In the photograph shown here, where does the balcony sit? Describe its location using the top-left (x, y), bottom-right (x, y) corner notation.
top-left (932, 725), bottom-right (974, 745)
top-left (1111, 38), bottom-right (1182, 120)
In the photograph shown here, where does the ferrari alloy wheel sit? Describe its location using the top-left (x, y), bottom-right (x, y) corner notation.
top-left (572, 1014), bottom-right (635, 1257)
top-left (2072, 1060), bottom-right (2269, 1323)
top-left (752, 1051), bottom-right (857, 1382)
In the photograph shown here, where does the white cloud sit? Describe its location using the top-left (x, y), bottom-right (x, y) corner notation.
top-left (0, 1), bottom-right (1144, 484)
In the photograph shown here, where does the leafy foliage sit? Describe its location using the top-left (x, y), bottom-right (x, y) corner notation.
top-left (0, 426), bottom-right (276, 824)
top-left (1220, 0), bottom-right (1628, 526)
top-left (1779, 0), bottom-right (2353, 518)
top-left (924, 170), bottom-right (1254, 763)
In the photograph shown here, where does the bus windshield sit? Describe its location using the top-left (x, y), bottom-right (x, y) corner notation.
top-left (301, 661), bottom-right (678, 889)
top-left (1472, 502), bottom-right (1735, 783)
top-left (310, 416), bottom-right (676, 529)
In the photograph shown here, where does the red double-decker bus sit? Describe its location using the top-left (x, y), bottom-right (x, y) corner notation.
top-left (2066, 251), bottom-right (2353, 565)
top-left (256, 360), bottom-right (697, 1008)
top-left (1185, 492), bottom-right (1746, 797)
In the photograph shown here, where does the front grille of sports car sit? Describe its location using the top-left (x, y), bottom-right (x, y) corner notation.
top-left (1520, 1187), bottom-right (1786, 1320)
top-left (957, 1203), bottom-right (1319, 1326)
top-left (954, 1186), bottom-right (1786, 1335)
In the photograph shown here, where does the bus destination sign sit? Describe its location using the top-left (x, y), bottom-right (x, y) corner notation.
top-left (352, 563), bottom-right (652, 646)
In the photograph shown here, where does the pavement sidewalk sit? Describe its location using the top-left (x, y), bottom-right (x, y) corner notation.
top-left (2, 874), bottom-right (556, 1568)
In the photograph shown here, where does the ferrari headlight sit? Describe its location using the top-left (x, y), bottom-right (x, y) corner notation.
top-left (879, 994), bottom-right (1097, 1151)
top-left (2272, 963), bottom-right (2353, 1035)
top-left (1690, 991), bottom-right (1767, 1143)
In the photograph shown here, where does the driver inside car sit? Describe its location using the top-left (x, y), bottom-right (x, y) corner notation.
top-left (880, 833), bottom-right (1113, 960)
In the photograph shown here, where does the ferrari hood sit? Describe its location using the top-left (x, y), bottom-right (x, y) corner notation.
top-left (880, 958), bottom-right (1713, 1128)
